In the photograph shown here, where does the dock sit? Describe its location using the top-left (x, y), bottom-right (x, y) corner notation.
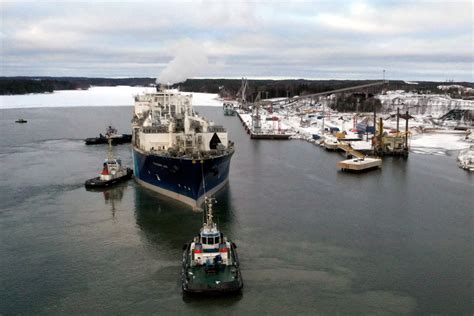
top-left (321, 139), bottom-right (382, 172)
top-left (250, 133), bottom-right (292, 139)
top-left (337, 157), bottom-right (382, 172)
top-left (237, 111), bottom-right (293, 140)
top-left (337, 143), bottom-right (365, 159)
top-left (323, 140), bottom-right (339, 150)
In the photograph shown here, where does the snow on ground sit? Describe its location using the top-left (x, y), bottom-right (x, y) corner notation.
top-left (0, 86), bottom-right (151, 109)
top-left (376, 90), bottom-right (474, 117)
top-left (0, 86), bottom-right (222, 109)
top-left (280, 107), bottom-right (471, 155)
top-left (457, 147), bottom-right (474, 171)
top-left (191, 92), bottom-right (222, 107)
top-left (410, 133), bottom-right (470, 155)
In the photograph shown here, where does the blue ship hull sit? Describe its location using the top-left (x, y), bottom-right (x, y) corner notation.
top-left (132, 148), bottom-right (233, 208)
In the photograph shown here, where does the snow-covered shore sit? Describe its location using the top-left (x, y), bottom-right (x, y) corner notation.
top-left (410, 133), bottom-right (470, 155)
top-left (377, 90), bottom-right (474, 117)
top-left (0, 86), bottom-right (222, 109)
top-left (457, 146), bottom-right (474, 171)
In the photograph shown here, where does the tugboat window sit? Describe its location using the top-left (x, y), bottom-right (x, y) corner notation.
top-left (202, 237), bottom-right (207, 244)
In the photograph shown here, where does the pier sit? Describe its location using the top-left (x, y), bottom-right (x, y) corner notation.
top-left (336, 143), bottom-right (365, 159)
top-left (326, 140), bottom-right (382, 172)
top-left (237, 110), bottom-right (293, 140)
top-left (337, 157), bottom-right (382, 171)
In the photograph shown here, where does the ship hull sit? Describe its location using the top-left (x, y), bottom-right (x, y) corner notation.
top-left (132, 147), bottom-right (233, 208)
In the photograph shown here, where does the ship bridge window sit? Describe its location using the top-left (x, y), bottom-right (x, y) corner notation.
top-left (201, 236), bottom-right (220, 244)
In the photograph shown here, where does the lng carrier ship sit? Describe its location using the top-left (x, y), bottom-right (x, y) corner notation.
top-left (132, 86), bottom-right (234, 208)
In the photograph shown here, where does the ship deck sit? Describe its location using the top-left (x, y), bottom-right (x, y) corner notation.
top-left (187, 265), bottom-right (239, 285)
top-left (184, 264), bottom-right (242, 293)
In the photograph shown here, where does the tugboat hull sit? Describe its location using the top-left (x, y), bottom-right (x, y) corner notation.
top-left (181, 243), bottom-right (243, 295)
top-left (85, 134), bottom-right (132, 145)
top-left (84, 168), bottom-right (133, 188)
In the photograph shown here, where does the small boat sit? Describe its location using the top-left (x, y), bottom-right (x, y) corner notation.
top-left (223, 102), bottom-right (236, 116)
top-left (85, 140), bottom-right (133, 188)
top-left (181, 197), bottom-right (243, 295)
top-left (85, 126), bottom-right (132, 145)
top-left (15, 119), bottom-right (27, 123)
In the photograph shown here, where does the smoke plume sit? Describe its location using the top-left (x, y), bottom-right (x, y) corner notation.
top-left (156, 39), bottom-right (209, 85)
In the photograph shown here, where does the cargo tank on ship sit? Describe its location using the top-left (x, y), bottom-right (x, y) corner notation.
top-left (132, 86), bottom-right (234, 208)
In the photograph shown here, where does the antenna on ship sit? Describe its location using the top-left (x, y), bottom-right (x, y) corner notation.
top-left (107, 138), bottom-right (113, 161)
top-left (200, 161), bottom-right (217, 228)
top-left (200, 161), bottom-right (208, 222)
top-left (205, 196), bottom-right (215, 226)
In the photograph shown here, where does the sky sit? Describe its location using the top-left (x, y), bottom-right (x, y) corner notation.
top-left (1, 0), bottom-right (473, 82)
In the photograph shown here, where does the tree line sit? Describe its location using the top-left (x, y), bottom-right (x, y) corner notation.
top-left (2, 76), bottom-right (472, 97)
top-left (0, 77), bottom-right (156, 95)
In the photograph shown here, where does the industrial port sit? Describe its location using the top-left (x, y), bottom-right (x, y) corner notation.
top-left (229, 78), bottom-right (474, 172)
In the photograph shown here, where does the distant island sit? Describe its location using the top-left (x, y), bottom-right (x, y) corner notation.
top-left (0, 77), bottom-right (156, 95)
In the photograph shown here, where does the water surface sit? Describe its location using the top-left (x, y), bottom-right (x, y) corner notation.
top-left (0, 106), bottom-right (472, 315)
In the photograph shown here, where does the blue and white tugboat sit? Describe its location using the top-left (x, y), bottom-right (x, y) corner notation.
top-left (85, 140), bottom-right (133, 188)
top-left (182, 197), bottom-right (243, 294)
top-left (132, 86), bottom-right (234, 209)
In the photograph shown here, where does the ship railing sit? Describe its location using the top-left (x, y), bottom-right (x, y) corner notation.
top-left (208, 126), bottom-right (226, 133)
top-left (142, 126), bottom-right (168, 133)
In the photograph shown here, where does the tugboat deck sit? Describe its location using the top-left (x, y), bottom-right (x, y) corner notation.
top-left (187, 265), bottom-right (239, 287)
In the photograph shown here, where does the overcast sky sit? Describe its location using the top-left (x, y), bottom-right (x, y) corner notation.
top-left (1, 0), bottom-right (473, 82)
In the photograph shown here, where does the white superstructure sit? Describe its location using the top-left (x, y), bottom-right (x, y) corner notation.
top-left (132, 87), bottom-right (231, 156)
top-left (189, 197), bottom-right (233, 266)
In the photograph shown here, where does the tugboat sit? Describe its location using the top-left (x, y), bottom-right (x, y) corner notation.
top-left (181, 197), bottom-right (243, 295)
top-left (223, 102), bottom-right (236, 116)
top-left (85, 139), bottom-right (133, 188)
top-left (15, 118), bottom-right (27, 123)
top-left (85, 126), bottom-right (132, 145)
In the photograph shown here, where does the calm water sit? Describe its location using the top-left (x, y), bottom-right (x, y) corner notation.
top-left (0, 106), bottom-right (472, 315)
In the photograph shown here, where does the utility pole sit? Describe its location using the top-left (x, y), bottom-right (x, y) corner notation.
top-left (405, 110), bottom-right (409, 152)
top-left (396, 107), bottom-right (400, 134)
top-left (354, 97), bottom-right (360, 129)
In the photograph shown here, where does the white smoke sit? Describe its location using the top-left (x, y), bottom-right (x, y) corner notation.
top-left (156, 39), bottom-right (209, 85)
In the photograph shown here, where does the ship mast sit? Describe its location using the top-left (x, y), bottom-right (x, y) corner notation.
top-left (203, 196), bottom-right (217, 230)
top-left (107, 138), bottom-right (114, 161)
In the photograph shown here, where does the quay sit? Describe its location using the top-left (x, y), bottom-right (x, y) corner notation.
top-left (237, 110), bottom-right (293, 140)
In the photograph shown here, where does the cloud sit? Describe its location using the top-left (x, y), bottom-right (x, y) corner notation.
top-left (0, 0), bottom-right (472, 81)
top-left (315, 0), bottom-right (473, 35)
